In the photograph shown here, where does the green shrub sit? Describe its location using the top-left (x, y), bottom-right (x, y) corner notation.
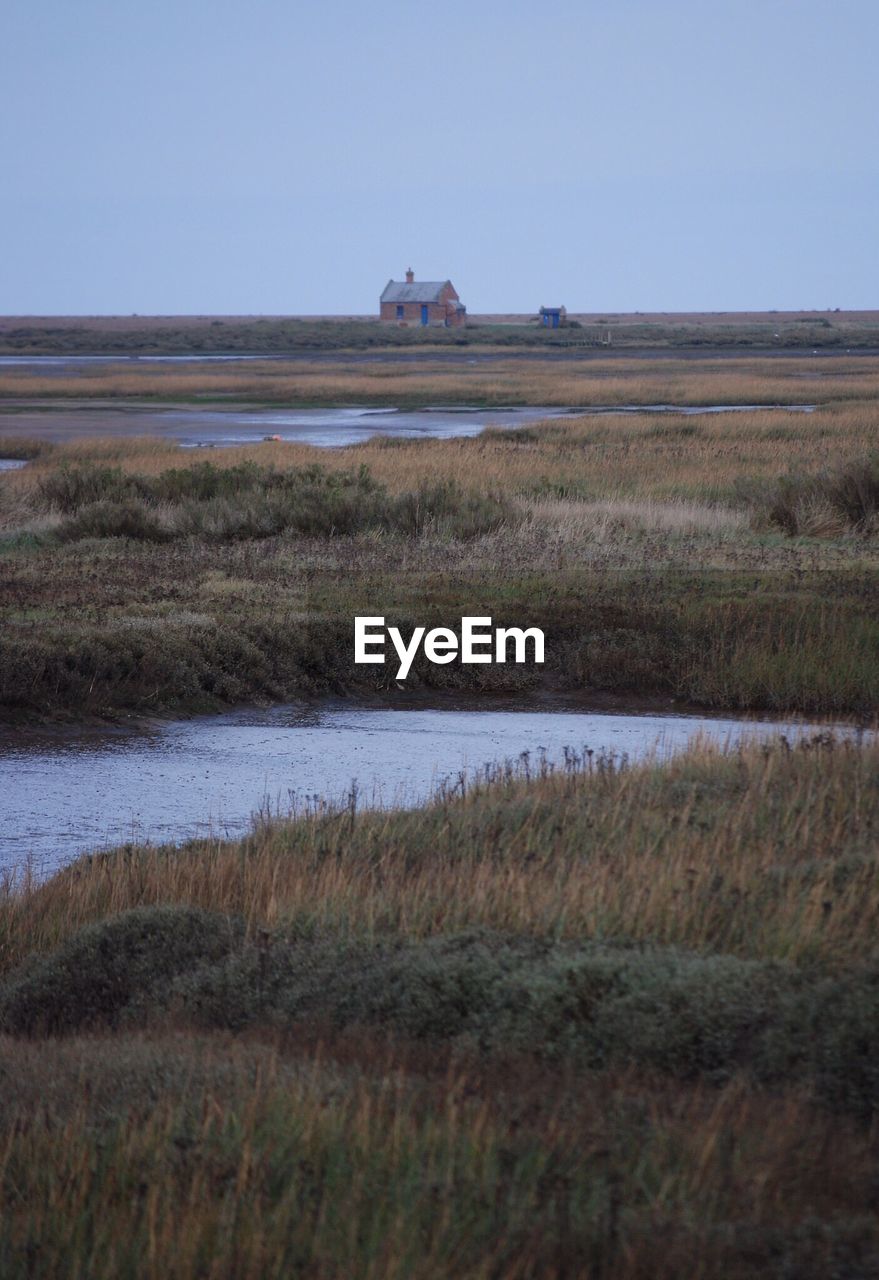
top-left (389, 480), bottom-right (516, 539)
top-left (0, 906), bottom-right (240, 1035)
top-left (760, 967), bottom-right (879, 1117)
top-left (44, 461), bottom-right (518, 542)
top-left (742, 454), bottom-right (879, 536)
top-left (149, 460), bottom-right (266, 502)
top-left (6, 922), bottom-right (879, 1112)
top-left (37, 464), bottom-right (139, 513)
top-left (58, 499), bottom-right (171, 542)
top-left (155, 932), bottom-right (792, 1077)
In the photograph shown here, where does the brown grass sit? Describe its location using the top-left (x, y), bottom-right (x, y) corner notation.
top-left (1, 1030), bottom-right (875, 1280)
top-left (5, 402), bottom-right (878, 514)
top-left (3, 353), bottom-right (879, 406)
top-left (4, 738), bottom-right (877, 975)
top-left (2, 740), bottom-right (879, 1276)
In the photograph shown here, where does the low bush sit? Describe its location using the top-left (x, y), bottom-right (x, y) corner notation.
top-left (743, 454), bottom-right (879, 536)
top-left (9, 921), bottom-right (879, 1112)
top-left (57, 498), bottom-right (172, 542)
top-left (165, 935), bottom-right (879, 1111)
top-left (388, 479), bottom-right (516, 538)
top-left (45, 461), bottom-right (517, 542)
top-left (37, 463), bottom-right (138, 513)
top-left (0, 905), bottom-right (240, 1035)
top-left (164, 933), bottom-right (797, 1083)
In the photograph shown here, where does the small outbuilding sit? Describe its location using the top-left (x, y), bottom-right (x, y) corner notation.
top-left (539, 306), bottom-right (567, 329)
top-left (380, 269), bottom-right (466, 327)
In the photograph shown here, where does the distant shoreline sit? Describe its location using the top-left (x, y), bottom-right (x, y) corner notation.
top-left (2, 310), bottom-right (878, 357)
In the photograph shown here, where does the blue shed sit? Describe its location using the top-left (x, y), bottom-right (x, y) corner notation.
top-left (539, 306), bottom-right (567, 329)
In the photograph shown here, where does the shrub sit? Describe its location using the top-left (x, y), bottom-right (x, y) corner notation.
top-left (44, 461), bottom-right (518, 542)
top-left (57, 499), bottom-right (171, 542)
top-left (153, 933), bottom-right (792, 1077)
top-left (37, 463), bottom-right (139, 513)
top-left (760, 966), bottom-right (879, 1117)
top-left (0, 906), bottom-right (240, 1035)
top-left (6, 922), bottom-right (879, 1112)
top-left (388, 480), bottom-right (517, 539)
top-left (742, 454), bottom-right (879, 536)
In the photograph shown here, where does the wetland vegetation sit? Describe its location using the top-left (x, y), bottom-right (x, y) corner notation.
top-left (2, 308), bottom-right (879, 355)
top-left (2, 737), bottom-right (879, 1277)
top-left (1, 342), bottom-right (878, 1277)
top-left (1, 355), bottom-right (877, 721)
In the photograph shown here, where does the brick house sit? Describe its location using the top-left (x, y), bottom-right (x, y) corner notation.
top-left (380, 269), bottom-right (466, 327)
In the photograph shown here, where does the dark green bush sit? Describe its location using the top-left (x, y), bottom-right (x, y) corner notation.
top-left (45, 461), bottom-right (518, 542)
top-left (760, 967), bottom-right (879, 1117)
top-left (742, 454), bottom-right (879, 536)
top-left (0, 906), bottom-right (240, 1035)
top-left (149, 460), bottom-right (266, 503)
top-left (57, 499), bottom-right (171, 542)
top-left (167, 932), bottom-right (879, 1112)
top-left (152, 932), bottom-right (788, 1074)
top-left (6, 922), bottom-right (879, 1112)
top-left (38, 463), bottom-right (139, 513)
top-left (388, 480), bottom-right (516, 539)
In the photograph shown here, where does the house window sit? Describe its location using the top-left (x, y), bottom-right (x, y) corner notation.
top-left (396, 304), bottom-right (404, 320)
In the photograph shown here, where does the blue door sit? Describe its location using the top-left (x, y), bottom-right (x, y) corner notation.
top-left (421, 304), bottom-right (429, 326)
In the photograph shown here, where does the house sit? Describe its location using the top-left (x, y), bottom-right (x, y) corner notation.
top-left (539, 306), bottom-right (567, 329)
top-left (380, 269), bottom-right (466, 327)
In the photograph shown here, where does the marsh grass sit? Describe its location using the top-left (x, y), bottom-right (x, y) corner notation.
top-left (19, 460), bottom-right (518, 544)
top-left (743, 453), bottom-right (879, 536)
top-left (3, 351), bottom-right (879, 409)
top-left (2, 741), bottom-right (879, 1276)
top-left (2, 1033), bottom-right (876, 1280)
top-left (3, 738), bottom-right (877, 975)
top-left (2, 396), bottom-right (876, 719)
top-left (2, 348), bottom-right (879, 1275)
top-left (6, 403), bottom-right (879, 512)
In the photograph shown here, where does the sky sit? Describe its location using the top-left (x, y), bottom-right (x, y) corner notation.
top-left (2, 0), bottom-right (877, 315)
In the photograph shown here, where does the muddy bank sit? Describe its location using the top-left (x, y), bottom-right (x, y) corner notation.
top-left (0, 401), bottom-right (815, 449)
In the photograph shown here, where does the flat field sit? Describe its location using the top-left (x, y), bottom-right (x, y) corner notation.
top-left (2, 308), bottom-right (879, 353)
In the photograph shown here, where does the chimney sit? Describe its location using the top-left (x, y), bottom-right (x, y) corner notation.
top-left (405, 267), bottom-right (414, 284)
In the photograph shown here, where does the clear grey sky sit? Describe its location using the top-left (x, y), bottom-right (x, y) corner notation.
top-left (2, 0), bottom-right (876, 314)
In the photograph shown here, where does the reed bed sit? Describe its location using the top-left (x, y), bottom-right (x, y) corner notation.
top-left (5, 404), bottom-right (879, 511)
top-left (3, 352), bottom-right (879, 407)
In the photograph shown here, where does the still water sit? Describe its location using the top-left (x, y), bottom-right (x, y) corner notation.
top-left (1, 702), bottom-right (857, 876)
top-left (0, 403), bottom-right (814, 452)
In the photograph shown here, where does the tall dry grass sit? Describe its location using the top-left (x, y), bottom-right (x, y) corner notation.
top-left (1, 1031), bottom-right (874, 1280)
top-left (5, 404), bottom-right (879, 513)
top-left (3, 352), bottom-right (879, 406)
top-left (1, 739), bottom-right (879, 1279)
top-left (3, 738), bottom-right (877, 975)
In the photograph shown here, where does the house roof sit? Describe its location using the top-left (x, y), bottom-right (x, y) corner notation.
top-left (381, 280), bottom-right (452, 304)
